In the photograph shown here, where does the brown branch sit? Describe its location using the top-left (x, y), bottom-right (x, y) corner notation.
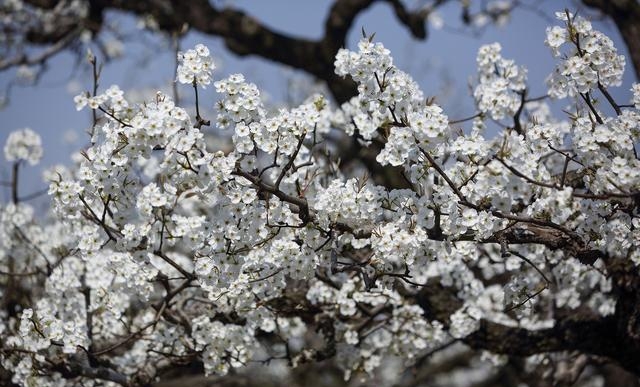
top-left (322, 0), bottom-right (439, 59)
top-left (98, 106), bottom-right (132, 128)
top-left (418, 146), bottom-right (468, 203)
top-left (449, 112), bottom-right (483, 125)
top-left (192, 79), bottom-right (209, 129)
top-left (508, 249), bottom-right (551, 285)
top-left (232, 169), bottom-right (311, 224)
top-left (11, 162), bottom-right (19, 204)
top-left (598, 82), bottom-right (622, 115)
top-left (495, 156), bottom-right (558, 189)
top-left (20, 0), bottom-right (447, 104)
top-left (0, 27), bottom-right (80, 71)
top-left (513, 90), bottom-right (526, 136)
top-left (418, 279), bottom-right (640, 376)
top-left (580, 92), bottom-right (604, 124)
top-left (274, 134), bottom-right (306, 189)
top-left (50, 355), bottom-right (130, 387)
top-left (153, 250), bottom-right (195, 280)
top-left (463, 316), bottom-right (636, 369)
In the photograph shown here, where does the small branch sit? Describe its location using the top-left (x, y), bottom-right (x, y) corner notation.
top-left (525, 94), bottom-right (549, 103)
top-left (495, 157), bottom-right (558, 189)
top-left (192, 79), bottom-right (210, 129)
top-left (449, 112), bottom-right (482, 125)
top-left (508, 249), bottom-right (551, 285)
top-left (597, 82), bottom-right (621, 115)
top-left (172, 34), bottom-right (181, 105)
top-left (98, 106), bottom-right (132, 128)
top-left (92, 301), bottom-right (167, 356)
top-left (560, 154), bottom-right (571, 187)
top-left (579, 92), bottom-right (604, 124)
top-left (274, 134), bottom-right (306, 189)
top-left (11, 162), bottom-right (19, 204)
top-left (232, 169), bottom-right (311, 224)
top-left (18, 187), bottom-right (49, 202)
top-left (13, 224), bottom-right (53, 269)
top-left (153, 250), bottom-right (195, 280)
top-left (90, 54), bottom-right (100, 137)
top-left (418, 146), bottom-right (467, 203)
top-left (0, 28), bottom-right (80, 71)
top-left (513, 90), bottom-right (526, 136)
top-left (504, 284), bottom-right (547, 312)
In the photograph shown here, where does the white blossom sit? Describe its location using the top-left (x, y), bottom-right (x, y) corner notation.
top-left (4, 128), bottom-right (43, 165)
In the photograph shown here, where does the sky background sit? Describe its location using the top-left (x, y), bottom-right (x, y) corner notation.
top-left (0, 0), bottom-right (636, 207)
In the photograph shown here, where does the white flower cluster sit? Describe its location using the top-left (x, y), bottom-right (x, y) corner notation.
top-left (333, 95), bottom-right (385, 140)
top-left (3, 128), bottom-right (42, 165)
top-left (571, 114), bottom-right (640, 193)
top-left (308, 278), bottom-right (446, 378)
top-left (177, 43), bottom-right (215, 86)
top-left (313, 178), bottom-right (384, 229)
top-left (449, 304), bottom-right (482, 339)
top-left (335, 39), bottom-right (393, 95)
top-left (214, 74), bottom-right (264, 130)
top-left (370, 218), bottom-right (428, 268)
top-left (335, 37), bottom-right (449, 167)
top-left (192, 316), bottom-right (255, 375)
top-left (546, 12), bottom-right (625, 98)
top-left (377, 104), bottom-right (450, 166)
top-left (74, 84), bottom-right (128, 112)
top-left (552, 257), bottom-right (613, 313)
top-left (474, 43), bottom-right (527, 120)
top-left (1, 20), bottom-right (639, 386)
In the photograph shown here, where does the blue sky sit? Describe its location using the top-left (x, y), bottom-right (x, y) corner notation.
top-left (0, 0), bottom-right (635, 203)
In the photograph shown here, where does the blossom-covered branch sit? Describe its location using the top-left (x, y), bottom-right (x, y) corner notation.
top-left (1, 9), bottom-right (640, 387)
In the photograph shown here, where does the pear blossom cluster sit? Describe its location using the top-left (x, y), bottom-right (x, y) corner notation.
top-left (1, 11), bottom-right (640, 387)
top-left (335, 38), bottom-right (450, 167)
top-left (215, 73), bottom-right (264, 130)
top-left (473, 43), bottom-right (527, 120)
top-left (177, 43), bottom-right (215, 86)
top-left (3, 128), bottom-right (42, 165)
top-left (74, 84), bottom-right (129, 112)
top-left (313, 178), bottom-right (384, 229)
top-left (192, 316), bottom-right (256, 375)
top-left (308, 277), bottom-right (446, 379)
top-left (545, 12), bottom-right (625, 98)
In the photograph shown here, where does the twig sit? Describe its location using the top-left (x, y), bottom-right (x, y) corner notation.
top-left (192, 79), bottom-right (210, 129)
top-left (11, 162), bottom-right (19, 204)
top-left (449, 112), bottom-right (483, 125)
